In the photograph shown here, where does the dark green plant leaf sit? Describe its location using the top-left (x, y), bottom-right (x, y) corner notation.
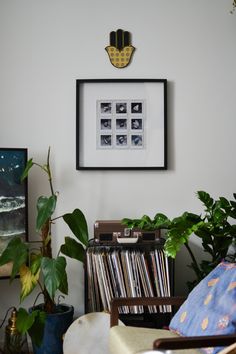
top-left (153, 213), bottom-right (170, 229)
top-left (20, 158), bottom-right (33, 182)
top-left (164, 228), bottom-right (188, 258)
top-left (41, 256), bottom-right (68, 300)
top-left (212, 207), bottom-right (226, 224)
top-left (36, 195), bottom-right (57, 232)
top-left (197, 191), bottom-right (213, 209)
top-left (30, 254), bottom-right (42, 275)
top-left (63, 209), bottom-right (88, 247)
top-left (28, 310), bottom-right (46, 347)
top-left (121, 218), bottom-right (134, 228)
top-left (218, 197), bottom-right (230, 210)
top-left (60, 237), bottom-right (86, 263)
top-left (16, 307), bottom-right (46, 347)
top-left (0, 237), bottom-right (28, 280)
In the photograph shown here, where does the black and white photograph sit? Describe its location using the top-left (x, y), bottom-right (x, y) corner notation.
top-left (101, 119), bottom-right (112, 130)
top-left (131, 118), bottom-right (143, 130)
top-left (116, 119), bottom-right (127, 130)
top-left (116, 135), bottom-right (127, 147)
top-left (131, 134), bottom-right (143, 147)
top-left (116, 102), bottom-right (127, 114)
top-left (100, 135), bottom-right (112, 147)
top-left (131, 102), bottom-right (142, 114)
top-left (100, 102), bottom-right (112, 114)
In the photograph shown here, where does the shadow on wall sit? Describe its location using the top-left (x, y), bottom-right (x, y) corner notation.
top-left (174, 240), bottom-right (210, 295)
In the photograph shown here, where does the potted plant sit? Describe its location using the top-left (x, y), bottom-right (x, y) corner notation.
top-left (122, 191), bottom-right (236, 290)
top-left (0, 148), bottom-right (89, 354)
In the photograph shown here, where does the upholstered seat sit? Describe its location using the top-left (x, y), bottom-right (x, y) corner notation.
top-left (109, 325), bottom-right (199, 354)
top-left (109, 261), bottom-right (236, 354)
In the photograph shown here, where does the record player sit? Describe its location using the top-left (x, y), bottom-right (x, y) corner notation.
top-left (94, 220), bottom-right (160, 244)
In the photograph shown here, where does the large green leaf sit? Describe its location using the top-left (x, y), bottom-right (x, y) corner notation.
top-left (41, 256), bottom-right (68, 300)
top-left (28, 310), bottom-right (46, 347)
top-left (63, 209), bottom-right (88, 247)
top-left (153, 213), bottom-right (170, 229)
top-left (121, 218), bottom-right (143, 229)
top-left (19, 265), bottom-right (40, 301)
top-left (36, 195), bottom-right (57, 232)
top-left (0, 237), bottom-right (28, 280)
top-left (197, 191), bottom-right (214, 209)
top-left (20, 158), bottom-right (33, 182)
top-left (164, 228), bottom-right (187, 258)
top-left (16, 308), bottom-right (46, 347)
top-left (60, 236), bottom-right (86, 262)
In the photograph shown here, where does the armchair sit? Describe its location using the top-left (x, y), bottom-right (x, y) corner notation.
top-left (109, 261), bottom-right (236, 354)
top-left (110, 297), bottom-right (236, 353)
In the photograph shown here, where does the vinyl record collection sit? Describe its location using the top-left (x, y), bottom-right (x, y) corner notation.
top-left (86, 247), bottom-right (171, 314)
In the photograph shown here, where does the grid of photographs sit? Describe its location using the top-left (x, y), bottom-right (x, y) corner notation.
top-left (97, 100), bottom-right (145, 149)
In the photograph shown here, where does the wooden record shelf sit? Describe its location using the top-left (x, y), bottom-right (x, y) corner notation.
top-left (84, 239), bottom-right (174, 328)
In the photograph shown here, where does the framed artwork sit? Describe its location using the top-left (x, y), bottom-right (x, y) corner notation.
top-left (76, 79), bottom-right (167, 170)
top-left (0, 148), bottom-right (28, 278)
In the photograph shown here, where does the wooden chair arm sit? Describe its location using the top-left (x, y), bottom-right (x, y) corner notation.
top-left (110, 296), bottom-right (186, 327)
top-left (154, 333), bottom-right (236, 350)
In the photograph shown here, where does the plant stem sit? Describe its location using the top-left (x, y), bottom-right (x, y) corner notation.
top-left (47, 147), bottom-right (54, 196)
top-left (184, 242), bottom-right (202, 280)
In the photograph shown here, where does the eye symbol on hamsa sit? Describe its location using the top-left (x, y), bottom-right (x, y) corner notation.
top-left (105, 29), bottom-right (135, 68)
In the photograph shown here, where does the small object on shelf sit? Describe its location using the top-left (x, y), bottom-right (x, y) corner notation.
top-left (4, 308), bottom-right (29, 354)
top-left (94, 220), bottom-right (160, 245)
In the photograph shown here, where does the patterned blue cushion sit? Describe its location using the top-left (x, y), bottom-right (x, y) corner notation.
top-left (169, 261), bottom-right (236, 354)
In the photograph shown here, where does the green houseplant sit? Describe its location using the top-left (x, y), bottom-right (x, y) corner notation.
top-left (122, 191), bottom-right (236, 290)
top-left (0, 148), bottom-right (89, 353)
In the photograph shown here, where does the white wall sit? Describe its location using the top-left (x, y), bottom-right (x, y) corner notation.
top-left (0, 0), bottom-right (236, 319)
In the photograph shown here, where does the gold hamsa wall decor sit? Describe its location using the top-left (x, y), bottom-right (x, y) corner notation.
top-left (105, 29), bottom-right (135, 68)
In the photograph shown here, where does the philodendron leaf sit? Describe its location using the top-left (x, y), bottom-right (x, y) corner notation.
top-left (20, 158), bottom-right (34, 182)
top-left (0, 237), bottom-right (28, 280)
top-left (36, 195), bottom-right (57, 232)
top-left (63, 209), bottom-right (88, 247)
top-left (16, 307), bottom-right (44, 330)
top-left (61, 236), bottom-right (86, 263)
top-left (16, 308), bottom-right (37, 334)
top-left (17, 308), bottom-right (46, 347)
top-left (19, 265), bottom-right (40, 302)
top-left (41, 256), bottom-right (68, 300)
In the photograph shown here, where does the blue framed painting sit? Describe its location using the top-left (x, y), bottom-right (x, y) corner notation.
top-left (0, 148), bottom-right (28, 278)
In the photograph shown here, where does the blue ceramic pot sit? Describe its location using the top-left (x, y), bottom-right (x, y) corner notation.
top-left (30, 304), bottom-right (74, 354)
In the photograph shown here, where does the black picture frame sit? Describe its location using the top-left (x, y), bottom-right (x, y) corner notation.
top-left (0, 148), bottom-right (28, 278)
top-left (76, 79), bottom-right (167, 170)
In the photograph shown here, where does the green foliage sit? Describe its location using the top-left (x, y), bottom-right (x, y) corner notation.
top-left (122, 190), bottom-right (236, 290)
top-left (122, 213), bottom-right (170, 231)
top-left (0, 237), bottom-right (28, 280)
top-left (17, 308), bottom-right (46, 347)
top-left (36, 195), bottom-right (57, 232)
top-left (41, 256), bottom-right (68, 299)
top-left (0, 148), bottom-right (89, 346)
top-left (63, 208), bottom-right (89, 247)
